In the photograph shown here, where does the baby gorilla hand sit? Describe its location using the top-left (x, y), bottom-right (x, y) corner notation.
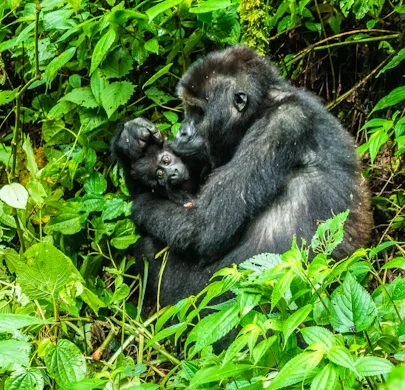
top-left (116, 118), bottom-right (163, 161)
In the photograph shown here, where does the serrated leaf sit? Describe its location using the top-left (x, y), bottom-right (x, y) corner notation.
top-left (0, 183), bottom-right (28, 209)
top-left (190, 363), bottom-right (253, 386)
top-left (4, 367), bottom-right (44, 390)
top-left (144, 38), bottom-right (159, 54)
top-left (330, 273), bottom-right (377, 333)
top-left (45, 213), bottom-right (83, 235)
top-left (90, 70), bottom-right (107, 106)
top-left (42, 119), bottom-right (66, 142)
top-left (372, 86), bottom-right (405, 113)
top-left (17, 243), bottom-right (79, 301)
top-left (301, 326), bottom-right (336, 352)
top-left (84, 172), bottom-right (107, 195)
top-left (146, 323), bottom-right (187, 348)
top-left (61, 87), bottom-right (98, 108)
top-left (0, 313), bottom-right (50, 333)
top-left (327, 346), bottom-right (357, 373)
top-left (0, 202), bottom-right (16, 228)
top-left (310, 363), bottom-right (338, 390)
top-left (271, 268), bottom-right (294, 310)
top-left (368, 129), bottom-right (389, 163)
top-left (45, 339), bottom-right (86, 386)
top-left (142, 63), bottom-right (172, 89)
top-left (101, 47), bottom-right (133, 79)
top-left (268, 351), bottom-right (322, 390)
top-left (101, 198), bottom-right (128, 220)
top-left (189, 0), bottom-right (231, 13)
top-left (392, 278), bottom-right (405, 300)
top-left (90, 29), bottom-right (116, 75)
top-left (80, 288), bottom-right (105, 316)
top-left (252, 336), bottom-right (277, 365)
top-left (45, 47), bottom-right (76, 86)
top-left (145, 0), bottom-right (184, 21)
top-left (354, 356), bottom-right (394, 376)
top-left (101, 81), bottom-right (135, 118)
top-left (0, 87), bottom-right (19, 106)
top-left (186, 305), bottom-right (239, 355)
top-left (283, 304), bottom-right (312, 346)
top-left (0, 340), bottom-right (31, 368)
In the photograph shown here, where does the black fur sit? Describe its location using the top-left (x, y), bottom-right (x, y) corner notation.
top-left (112, 46), bottom-right (371, 307)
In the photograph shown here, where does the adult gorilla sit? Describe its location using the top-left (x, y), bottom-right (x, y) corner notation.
top-left (112, 45), bottom-right (370, 307)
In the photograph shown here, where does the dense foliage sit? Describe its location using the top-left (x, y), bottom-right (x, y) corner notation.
top-left (0, 0), bottom-right (405, 388)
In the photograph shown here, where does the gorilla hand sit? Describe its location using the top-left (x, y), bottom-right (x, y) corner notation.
top-left (112, 118), bottom-right (164, 165)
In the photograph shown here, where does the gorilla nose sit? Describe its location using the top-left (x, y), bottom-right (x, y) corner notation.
top-left (176, 125), bottom-right (194, 144)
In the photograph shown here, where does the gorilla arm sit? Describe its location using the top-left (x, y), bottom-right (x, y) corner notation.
top-left (132, 105), bottom-right (309, 262)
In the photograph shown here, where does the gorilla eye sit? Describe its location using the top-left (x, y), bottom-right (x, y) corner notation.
top-left (156, 169), bottom-right (165, 178)
top-left (162, 156), bottom-right (171, 165)
top-left (233, 92), bottom-right (248, 112)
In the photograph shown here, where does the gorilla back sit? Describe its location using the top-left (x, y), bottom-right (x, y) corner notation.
top-left (114, 46), bottom-right (371, 307)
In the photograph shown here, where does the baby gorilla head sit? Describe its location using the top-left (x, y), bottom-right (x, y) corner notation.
top-left (131, 142), bottom-right (201, 204)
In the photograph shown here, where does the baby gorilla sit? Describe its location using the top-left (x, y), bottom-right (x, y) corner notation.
top-left (131, 142), bottom-right (205, 206)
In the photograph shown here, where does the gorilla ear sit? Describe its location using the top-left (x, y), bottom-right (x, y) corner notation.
top-left (233, 92), bottom-right (248, 112)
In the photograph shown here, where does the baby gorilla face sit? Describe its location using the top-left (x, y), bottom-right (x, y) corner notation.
top-left (156, 150), bottom-right (190, 187)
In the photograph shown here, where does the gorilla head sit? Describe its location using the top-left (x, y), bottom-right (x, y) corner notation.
top-left (172, 46), bottom-right (287, 167)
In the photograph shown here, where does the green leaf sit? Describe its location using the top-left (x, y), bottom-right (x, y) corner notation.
top-left (0, 183), bottom-right (28, 209)
top-left (144, 38), bottom-right (159, 54)
top-left (80, 288), bottom-right (106, 316)
top-left (190, 363), bottom-right (253, 386)
top-left (101, 47), bottom-right (133, 79)
top-left (0, 313), bottom-right (50, 333)
top-left (190, 0), bottom-right (231, 13)
top-left (283, 304), bottom-right (312, 346)
top-left (354, 356), bottom-right (394, 376)
top-left (271, 269), bottom-right (294, 310)
top-left (301, 326), bottom-right (336, 352)
top-left (378, 47), bottom-right (405, 77)
top-left (372, 86), bottom-right (405, 113)
top-left (110, 235), bottom-right (139, 250)
top-left (327, 346), bottom-right (357, 373)
top-left (22, 137), bottom-right (38, 176)
top-left (90, 29), bottom-right (117, 75)
top-left (61, 87), bottom-right (98, 109)
top-left (392, 278), bottom-right (405, 301)
top-left (310, 363), bottom-right (338, 390)
top-left (42, 119), bottom-right (66, 143)
top-left (186, 305), bottom-right (239, 355)
top-left (330, 273), bottom-right (377, 333)
top-left (252, 336), bottom-right (277, 365)
top-left (84, 172), bottom-right (107, 195)
top-left (4, 367), bottom-right (44, 390)
top-left (102, 198), bottom-right (128, 220)
top-left (382, 257), bottom-right (405, 270)
top-left (268, 351), bottom-right (322, 390)
top-left (142, 63), bottom-right (172, 89)
top-left (146, 0), bottom-right (184, 21)
top-left (146, 323), bottom-right (188, 348)
top-left (90, 70), bottom-right (107, 106)
top-left (101, 81), bottom-right (135, 118)
top-left (45, 47), bottom-right (76, 86)
top-left (45, 213), bottom-right (83, 235)
top-left (59, 379), bottom-right (107, 390)
top-left (0, 340), bottom-right (31, 368)
top-left (368, 129), bottom-right (389, 163)
top-left (0, 87), bottom-right (19, 106)
top-left (45, 339), bottom-right (86, 386)
top-left (17, 243), bottom-right (79, 301)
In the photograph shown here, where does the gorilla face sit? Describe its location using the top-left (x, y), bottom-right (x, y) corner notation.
top-left (155, 149), bottom-right (190, 187)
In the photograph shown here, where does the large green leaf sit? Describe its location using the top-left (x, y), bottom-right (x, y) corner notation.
top-left (45, 47), bottom-right (76, 86)
top-left (0, 314), bottom-right (49, 333)
top-left (0, 183), bottom-right (28, 209)
top-left (60, 87), bottom-right (98, 109)
top-left (372, 86), bottom-right (405, 113)
top-left (190, 363), bottom-right (253, 386)
top-left (283, 304), bottom-right (312, 346)
top-left (45, 339), bottom-right (86, 386)
top-left (301, 326), bottom-right (336, 352)
top-left (268, 351), bottom-right (323, 389)
top-left (310, 364), bottom-right (338, 390)
top-left (90, 29), bottom-right (116, 75)
top-left (0, 340), bottom-right (31, 368)
top-left (330, 273), bottom-right (377, 333)
top-left (4, 367), bottom-right (44, 390)
top-left (17, 243), bottom-right (79, 301)
top-left (101, 81), bottom-right (135, 118)
top-left (145, 0), bottom-right (184, 21)
top-left (44, 213), bottom-right (83, 235)
top-left (354, 356), bottom-right (394, 377)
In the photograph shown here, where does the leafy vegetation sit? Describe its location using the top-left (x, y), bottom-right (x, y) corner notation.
top-left (0, 0), bottom-right (405, 388)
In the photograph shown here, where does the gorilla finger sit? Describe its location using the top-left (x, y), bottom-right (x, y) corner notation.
top-left (134, 138), bottom-right (148, 154)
